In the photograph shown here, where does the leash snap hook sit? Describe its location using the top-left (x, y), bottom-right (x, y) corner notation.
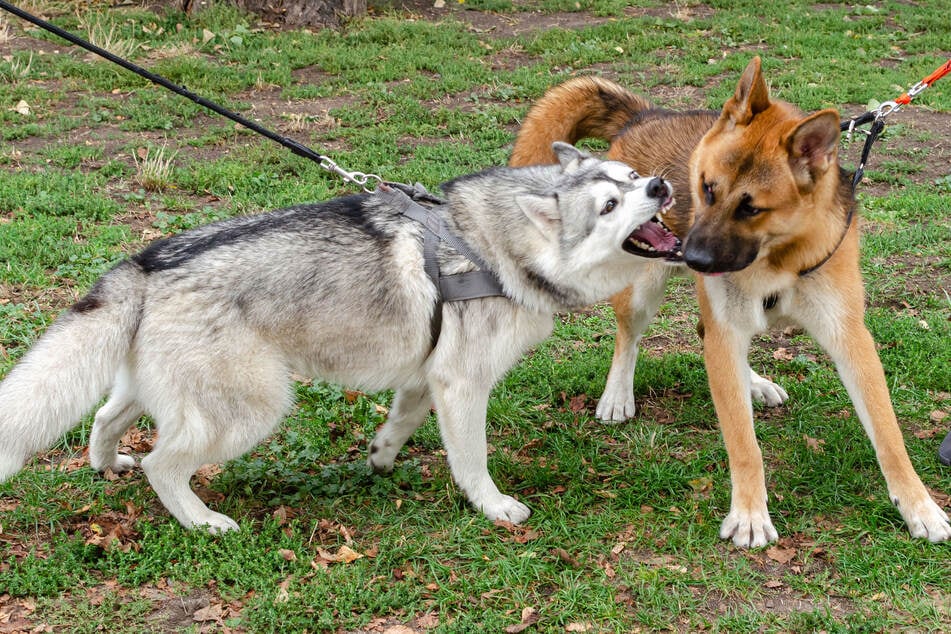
top-left (874, 100), bottom-right (900, 121)
top-left (319, 156), bottom-right (383, 193)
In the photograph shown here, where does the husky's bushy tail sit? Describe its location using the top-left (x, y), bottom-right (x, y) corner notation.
top-left (509, 76), bottom-right (654, 167)
top-left (0, 261), bottom-right (145, 481)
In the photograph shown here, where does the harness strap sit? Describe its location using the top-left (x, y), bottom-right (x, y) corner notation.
top-left (377, 184), bottom-right (506, 349)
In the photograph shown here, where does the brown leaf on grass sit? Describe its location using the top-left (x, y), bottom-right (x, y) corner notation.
top-left (765, 545), bottom-right (796, 564)
top-left (313, 544), bottom-right (363, 567)
top-left (803, 435), bottom-right (825, 453)
top-left (929, 409), bottom-right (947, 424)
top-left (504, 607), bottom-right (540, 633)
top-left (192, 603), bottom-right (223, 623)
top-left (552, 548), bottom-right (580, 567)
top-left (415, 612), bottom-right (440, 629)
top-left (493, 520), bottom-right (541, 544)
top-left (82, 511), bottom-right (141, 553)
top-left (565, 623), bottom-right (593, 632)
top-left (568, 393), bottom-right (588, 414)
top-left (278, 548), bottom-right (297, 562)
top-left (772, 347), bottom-right (795, 361)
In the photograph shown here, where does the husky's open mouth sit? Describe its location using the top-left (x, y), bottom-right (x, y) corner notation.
top-left (623, 198), bottom-right (683, 262)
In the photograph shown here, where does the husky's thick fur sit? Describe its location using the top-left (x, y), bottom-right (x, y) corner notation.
top-left (511, 59), bottom-right (950, 546)
top-left (0, 143), bottom-right (680, 532)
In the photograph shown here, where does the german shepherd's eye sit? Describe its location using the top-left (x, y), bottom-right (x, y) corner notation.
top-left (702, 181), bottom-right (715, 206)
top-left (735, 195), bottom-right (763, 219)
top-left (601, 198), bottom-right (618, 215)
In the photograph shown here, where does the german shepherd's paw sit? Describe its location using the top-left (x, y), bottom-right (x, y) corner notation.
top-left (719, 507), bottom-right (779, 548)
top-left (479, 495), bottom-right (531, 524)
top-left (896, 496), bottom-right (951, 543)
top-left (750, 370), bottom-right (788, 407)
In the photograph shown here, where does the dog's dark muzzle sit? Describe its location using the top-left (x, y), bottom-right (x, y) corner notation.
top-left (683, 229), bottom-right (760, 274)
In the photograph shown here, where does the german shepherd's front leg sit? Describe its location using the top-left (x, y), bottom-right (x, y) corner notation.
top-left (698, 280), bottom-right (778, 548)
top-left (801, 289), bottom-right (951, 542)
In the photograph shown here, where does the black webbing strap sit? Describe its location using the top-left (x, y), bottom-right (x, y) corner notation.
top-left (376, 185), bottom-right (505, 349)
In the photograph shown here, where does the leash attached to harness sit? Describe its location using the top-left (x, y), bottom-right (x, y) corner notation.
top-left (0, 0), bottom-right (509, 352)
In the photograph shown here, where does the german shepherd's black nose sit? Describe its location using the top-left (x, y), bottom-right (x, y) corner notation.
top-left (646, 177), bottom-right (669, 199)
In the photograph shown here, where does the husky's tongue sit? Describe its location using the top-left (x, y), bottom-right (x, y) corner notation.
top-left (623, 217), bottom-right (683, 261)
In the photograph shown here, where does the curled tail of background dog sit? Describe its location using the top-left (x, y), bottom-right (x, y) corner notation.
top-left (510, 76), bottom-right (653, 167)
top-left (0, 261), bottom-right (145, 481)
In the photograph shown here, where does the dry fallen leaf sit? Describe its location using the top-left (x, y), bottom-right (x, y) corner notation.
top-left (765, 545), bottom-right (796, 564)
top-left (504, 606), bottom-right (540, 633)
top-left (315, 544), bottom-right (363, 565)
top-left (11, 100), bottom-right (30, 116)
top-left (803, 434), bottom-right (825, 453)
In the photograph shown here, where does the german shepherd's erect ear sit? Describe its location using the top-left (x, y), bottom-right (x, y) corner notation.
top-left (721, 56), bottom-right (771, 128)
top-left (784, 110), bottom-right (841, 188)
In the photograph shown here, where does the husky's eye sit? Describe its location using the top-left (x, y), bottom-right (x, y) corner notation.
top-left (601, 198), bottom-right (618, 215)
top-left (702, 181), bottom-right (715, 206)
top-left (629, 171), bottom-right (639, 180)
top-left (735, 195), bottom-right (763, 219)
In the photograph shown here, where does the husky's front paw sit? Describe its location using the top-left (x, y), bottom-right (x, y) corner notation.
top-left (188, 511), bottom-right (240, 534)
top-left (896, 496), bottom-right (951, 543)
top-left (367, 444), bottom-right (396, 474)
top-left (92, 453), bottom-right (136, 474)
top-left (719, 507), bottom-right (778, 548)
top-left (479, 495), bottom-right (531, 524)
top-left (750, 371), bottom-right (788, 407)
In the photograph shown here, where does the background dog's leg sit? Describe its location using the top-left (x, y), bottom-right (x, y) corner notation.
top-left (806, 309), bottom-right (951, 542)
top-left (367, 384), bottom-right (431, 473)
top-left (698, 284), bottom-right (778, 547)
top-left (88, 364), bottom-right (141, 474)
top-left (597, 266), bottom-right (670, 422)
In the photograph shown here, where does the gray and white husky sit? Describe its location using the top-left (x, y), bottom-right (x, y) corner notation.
top-left (0, 143), bottom-right (681, 532)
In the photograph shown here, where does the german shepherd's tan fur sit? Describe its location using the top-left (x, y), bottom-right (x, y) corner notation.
top-left (511, 57), bottom-right (950, 547)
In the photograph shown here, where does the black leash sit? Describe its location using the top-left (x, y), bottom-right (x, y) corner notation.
top-left (0, 0), bottom-right (380, 189)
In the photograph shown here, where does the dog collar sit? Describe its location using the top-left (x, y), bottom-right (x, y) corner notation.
top-left (797, 202), bottom-right (856, 278)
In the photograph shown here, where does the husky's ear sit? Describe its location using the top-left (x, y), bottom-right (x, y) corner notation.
top-left (721, 56), bottom-right (771, 127)
top-left (553, 142), bottom-right (592, 172)
top-left (517, 193), bottom-right (561, 239)
top-left (784, 109), bottom-right (840, 187)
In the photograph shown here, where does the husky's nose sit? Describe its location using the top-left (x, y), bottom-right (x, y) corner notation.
top-left (646, 177), bottom-right (669, 199)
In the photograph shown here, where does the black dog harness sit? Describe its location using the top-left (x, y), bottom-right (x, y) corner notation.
top-left (378, 183), bottom-right (506, 348)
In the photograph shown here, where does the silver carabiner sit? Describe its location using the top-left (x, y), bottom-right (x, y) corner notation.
top-left (319, 157), bottom-right (383, 193)
top-left (875, 100), bottom-right (900, 120)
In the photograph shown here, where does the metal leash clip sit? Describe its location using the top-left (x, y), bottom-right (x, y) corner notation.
top-left (873, 100), bottom-right (901, 121)
top-left (319, 156), bottom-right (384, 192)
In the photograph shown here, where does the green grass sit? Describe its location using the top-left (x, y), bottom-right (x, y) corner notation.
top-left (1, 0), bottom-right (950, 631)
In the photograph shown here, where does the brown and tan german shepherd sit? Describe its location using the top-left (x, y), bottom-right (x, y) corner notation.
top-left (510, 57), bottom-right (950, 547)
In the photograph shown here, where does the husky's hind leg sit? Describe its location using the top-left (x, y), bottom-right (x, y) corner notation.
top-left (89, 364), bottom-right (142, 473)
top-left (142, 398), bottom-right (288, 533)
top-left (368, 384), bottom-right (431, 473)
top-left (139, 352), bottom-right (293, 532)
